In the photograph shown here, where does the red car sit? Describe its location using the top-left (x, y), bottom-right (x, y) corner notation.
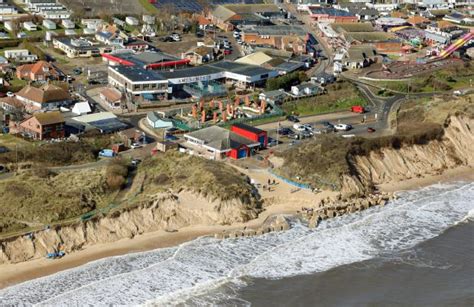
top-left (351, 105), bottom-right (365, 113)
top-left (367, 127), bottom-right (376, 133)
top-left (224, 49), bottom-right (232, 55)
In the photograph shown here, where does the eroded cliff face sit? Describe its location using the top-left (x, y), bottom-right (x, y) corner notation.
top-left (349, 116), bottom-right (474, 187)
top-left (0, 191), bottom-right (259, 264)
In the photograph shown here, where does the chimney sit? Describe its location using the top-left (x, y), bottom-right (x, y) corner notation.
top-left (201, 110), bottom-right (206, 123)
top-left (192, 104), bottom-right (197, 118)
top-left (213, 111), bottom-right (218, 123)
top-left (222, 111), bottom-right (227, 122)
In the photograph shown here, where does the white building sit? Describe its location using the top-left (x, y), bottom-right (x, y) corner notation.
top-left (42, 19), bottom-right (56, 30)
top-left (108, 65), bottom-right (168, 96)
top-left (4, 21), bottom-right (13, 32)
top-left (23, 21), bottom-right (37, 31)
top-left (4, 49), bottom-right (38, 62)
top-left (26, 0), bottom-right (71, 19)
top-left (62, 19), bottom-right (75, 29)
top-left (125, 16), bottom-right (139, 26)
top-left (0, 3), bottom-right (19, 14)
top-left (64, 29), bottom-right (76, 36)
top-left (143, 15), bottom-right (155, 25)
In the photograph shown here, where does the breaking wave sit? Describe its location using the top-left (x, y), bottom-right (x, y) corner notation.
top-left (1, 182), bottom-right (473, 306)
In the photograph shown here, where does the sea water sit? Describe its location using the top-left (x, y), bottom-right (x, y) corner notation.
top-left (1, 182), bottom-right (473, 306)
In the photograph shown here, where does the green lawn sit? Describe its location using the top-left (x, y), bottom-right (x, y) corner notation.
top-left (282, 81), bottom-right (366, 116)
top-left (138, 0), bottom-right (159, 14)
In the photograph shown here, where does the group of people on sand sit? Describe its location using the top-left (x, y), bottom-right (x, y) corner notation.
top-left (263, 179), bottom-right (277, 192)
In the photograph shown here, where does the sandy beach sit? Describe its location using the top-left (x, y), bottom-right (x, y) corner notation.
top-left (0, 165), bottom-right (473, 289)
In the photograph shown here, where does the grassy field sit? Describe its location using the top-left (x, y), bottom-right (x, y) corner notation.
top-left (0, 133), bottom-right (120, 170)
top-left (0, 168), bottom-right (115, 235)
top-left (135, 151), bottom-right (258, 205)
top-left (370, 62), bottom-right (474, 94)
top-left (282, 81), bottom-right (366, 116)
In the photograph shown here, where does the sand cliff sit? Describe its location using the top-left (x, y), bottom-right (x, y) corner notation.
top-left (1, 116), bottom-right (473, 265)
top-left (348, 116), bottom-right (473, 188)
top-left (0, 191), bottom-right (259, 264)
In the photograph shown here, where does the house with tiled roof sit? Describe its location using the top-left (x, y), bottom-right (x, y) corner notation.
top-left (19, 111), bottom-right (65, 140)
top-left (184, 46), bottom-right (215, 65)
top-left (16, 84), bottom-right (72, 111)
top-left (407, 15), bottom-right (430, 27)
top-left (16, 61), bottom-right (61, 82)
top-left (0, 96), bottom-right (25, 112)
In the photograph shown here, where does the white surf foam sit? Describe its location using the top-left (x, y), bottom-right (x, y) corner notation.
top-left (0, 182), bottom-right (473, 306)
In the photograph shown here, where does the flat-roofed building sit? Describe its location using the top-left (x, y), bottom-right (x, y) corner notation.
top-left (108, 66), bottom-right (168, 97)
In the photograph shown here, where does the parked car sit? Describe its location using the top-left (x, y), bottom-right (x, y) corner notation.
top-left (367, 127), bottom-right (376, 133)
top-left (303, 124), bottom-right (313, 131)
top-left (130, 143), bottom-right (142, 149)
top-left (171, 33), bottom-right (181, 41)
top-left (351, 105), bottom-right (365, 113)
top-left (98, 149), bottom-right (116, 158)
top-left (131, 158), bottom-right (141, 167)
top-left (223, 49), bottom-right (232, 55)
top-left (6, 91), bottom-right (14, 97)
top-left (72, 68), bottom-right (82, 75)
top-left (293, 123), bottom-right (306, 131)
top-left (334, 124), bottom-right (352, 131)
top-left (322, 121), bottom-right (334, 129)
top-left (277, 127), bottom-right (293, 135)
top-left (286, 115), bottom-right (299, 122)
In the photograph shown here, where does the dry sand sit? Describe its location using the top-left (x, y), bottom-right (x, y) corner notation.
top-left (1, 166), bottom-right (472, 289)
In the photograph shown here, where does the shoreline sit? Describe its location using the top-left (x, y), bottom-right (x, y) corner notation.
top-left (0, 166), bottom-right (473, 289)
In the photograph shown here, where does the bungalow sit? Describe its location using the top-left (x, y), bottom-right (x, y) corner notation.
top-left (16, 84), bottom-right (71, 111)
top-left (100, 87), bottom-right (122, 109)
top-left (0, 97), bottom-right (24, 112)
top-left (16, 60), bottom-right (61, 81)
top-left (43, 19), bottom-right (56, 30)
top-left (4, 49), bottom-right (38, 63)
top-left (143, 15), bottom-right (155, 25)
top-left (290, 82), bottom-right (321, 97)
top-left (341, 45), bottom-right (377, 70)
top-left (147, 111), bottom-right (175, 129)
top-left (62, 19), bottom-right (75, 29)
top-left (259, 90), bottom-right (288, 105)
top-left (19, 111), bottom-right (65, 140)
top-left (183, 125), bottom-right (260, 160)
top-left (184, 46), bottom-right (215, 65)
top-left (126, 16), bottom-right (139, 26)
top-left (23, 22), bottom-right (37, 31)
top-left (4, 21), bottom-right (13, 32)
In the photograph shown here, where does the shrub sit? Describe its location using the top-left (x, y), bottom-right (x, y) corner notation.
top-left (105, 158), bottom-right (128, 190)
